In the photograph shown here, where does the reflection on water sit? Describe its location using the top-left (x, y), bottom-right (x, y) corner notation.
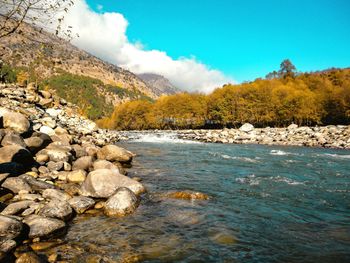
top-left (41, 134), bottom-right (350, 262)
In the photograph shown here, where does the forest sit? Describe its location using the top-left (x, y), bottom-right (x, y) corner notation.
top-left (98, 60), bottom-right (350, 130)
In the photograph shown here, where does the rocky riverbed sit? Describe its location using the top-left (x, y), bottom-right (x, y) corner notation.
top-left (120, 122), bottom-right (350, 149)
top-left (0, 83), bottom-right (147, 262)
top-left (176, 123), bottom-right (350, 149)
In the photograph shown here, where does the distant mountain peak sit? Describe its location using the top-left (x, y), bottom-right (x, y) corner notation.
top-left (138, 73), bottom-right (181, 96)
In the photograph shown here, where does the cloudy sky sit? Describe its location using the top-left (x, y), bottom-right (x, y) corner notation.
top-left (60, 0), bottom-right (350, 92)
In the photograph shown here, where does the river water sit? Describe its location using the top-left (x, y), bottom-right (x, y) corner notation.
top-left (61, 133), bottom-right (350, 262)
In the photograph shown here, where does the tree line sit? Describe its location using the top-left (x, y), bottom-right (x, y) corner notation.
top-left (98, 61), bottom-right (350, 130)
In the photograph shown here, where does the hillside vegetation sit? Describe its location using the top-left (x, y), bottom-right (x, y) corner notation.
top-left (100, 61), bottom-right (350, 130)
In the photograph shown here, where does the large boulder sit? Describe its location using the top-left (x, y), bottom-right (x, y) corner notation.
top-left (97, 145), bottom-right (134, 164)
top-left (23, 215), bottom-right (66, 239)
top-left (80, 169), bottom-right (145, 198)
top-left (104, 188), bottom-right (139, 217)
top-left (68, 196), bottom-right (95, 214)
top-left (0, 145), bottom-right (34, 167)
top-left (2, 177), bottom-right (32, 193)
top-left (1, 110), bottom-right (30, 134)
top-left (239, 123), bottom-right (254, 133)
top-left (38, 199), bottom-right (72, 221)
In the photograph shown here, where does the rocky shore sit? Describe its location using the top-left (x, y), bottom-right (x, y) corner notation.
top-left (175, 123), bottom-right (350, 149)
top-left (0, 83), bottom-right (146, 262)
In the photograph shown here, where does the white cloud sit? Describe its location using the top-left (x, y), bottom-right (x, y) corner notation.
top-left (60, 0), bottom-right (234, 93)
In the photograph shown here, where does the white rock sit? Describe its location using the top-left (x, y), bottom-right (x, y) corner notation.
top-left (39, 126), bottom-right (55, 136)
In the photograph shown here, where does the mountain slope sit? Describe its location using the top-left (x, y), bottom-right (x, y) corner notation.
top-left (138, 73), bottom-right (181, 96)
top-left (0, 20), bottom-right (158, 101)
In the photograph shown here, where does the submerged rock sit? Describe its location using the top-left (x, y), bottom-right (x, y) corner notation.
top-left (104, 187), bottom-right (139, 217)
top-left (80, 169), bottom-right (145, 198)
top-left (164, 191), bottom-right (209, 200)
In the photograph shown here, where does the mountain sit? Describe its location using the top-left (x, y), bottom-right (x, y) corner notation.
top-left (138, 73), bottom-right (181, 96)
top-left (0, 19), bottom-right (159, 104)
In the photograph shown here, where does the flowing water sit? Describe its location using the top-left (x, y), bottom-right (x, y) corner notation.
top-left (60, 133), bottom-right (350, 262)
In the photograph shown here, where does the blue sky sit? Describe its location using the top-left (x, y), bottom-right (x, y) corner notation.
top-left (85, 0), bottom-right (350, 83)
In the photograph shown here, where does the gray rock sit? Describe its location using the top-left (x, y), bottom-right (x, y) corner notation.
top-left (42, 189), bottom-right (71, 201)
top-left (104, 187), bottom-right (139, 217)
top-left (0, 145), bottom-right (34, 167)
top-left (38, 166), bottom-right (49, 174)
top-left (0, 239), bottom-right (16, 253)
top-left (1, 132), bottom-right (26, 147)
top-left (239, 123), bottom-right (254, 132)
top-left (2, 177), bottom-right (32, 193)
top-left (39, 126), bottom-right (55, 136)
top-left (47, 161), bottom-right (64, 172)
top-left (68, 196), bottom-right (95, 214)
top-left (0, 215), bottom-right (24, 240)
top-left (93, 160), bottom-right (118, 170)
top-left (97, 145), bottom-right (134, 164)
top-left (72, 156), bottom-right (94, 171)
top-left (37, 144), bottom-right (72, 162)
top-left (41, 117), bottom-right (56, 129)
top-left (81, 169), bottom-right (145, 198)
top-left (23, 215), bottom-right (66, 239)
top-left (71, 144), bottom-right (88, 158)
top-left (1, 111), bottom-right (30, 134)
top-left (38, 199), bottom-right (72, 221)
top-left (24, 137), bottom-right (45, 153)
top-left (19, 174), bottom-right (55, 191)
top-left (1, 201), bottom-right (35, 215)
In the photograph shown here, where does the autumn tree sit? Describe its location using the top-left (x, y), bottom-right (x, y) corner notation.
top-left (279, 59), bottom-right (297, 79)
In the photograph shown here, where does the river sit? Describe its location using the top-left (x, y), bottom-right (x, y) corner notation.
top-left (60, 133), bottom-right (350, 262)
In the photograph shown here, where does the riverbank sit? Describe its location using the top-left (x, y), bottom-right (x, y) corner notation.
top-left (0, 83), bottom-right (144, 262)
top-left (119, 123), bottom-right (350, 149)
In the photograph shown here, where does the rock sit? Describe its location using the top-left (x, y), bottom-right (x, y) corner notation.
top-left (66, 170), bottom-right (87, 183)
top-left (39, 90), bottom-right (52, 99)
top-left (19, 174), bottom-right (55, 191)
top-left (42, 189), bottom-right (71, 201)
top-left (15, 251), bottom-right (42, 263)
top-left (54, 126), bottom-right (67, 135)
top-left (23, 215), bottom-right (66, 239)
top-left (81, 169), bottom-right (145, 198)
top-left (0, 145), bottom-right (34, 167)
top-left (97, 145), bottom-right (134, 164)
top-left (39, 98), bottom-right (53, 108)
top-left (68, 196), bottom-right (95, 214)
top-left (47, 161), bottom-right (63, 172)
top-left (50, 134), bottom-right (72, 145)
top-left (93, 160), bottom-right (118, 170)
top-left (38, 145), bottom-right (72, 162)
top-left (1, 110), bottom-right (30, 134)
top-left (0, 239), bottom-right (16, 253)
top-left (71, 144), bottom-right (88, 158)
top-left (1, 132), bottom-right (26, 147)
top-left (27, 82), bottom-right (38, 92)
top-left (104, 187), bottom-right (139, 217)
top-left (38, 199), bottom-right (72, 221)
top-left (164, 191), bottom-right (210, 200)
top-left (38, 166), bottom-right (49, 174)
top-left (16, 193), bottom-right (43, 202)
top-left (0, 215), bottom-right (24, 240)
top-left (72, 156), bottom-right (94, 171)
top-left (287, 123), bottom-right (298, 130)
top-left (46, 108), bottom-right (62, 118)
top-left (40, 117), bottom-right (56, 129)
top-left (239, 123), bottom-right (254, 132)
top-left (39, 126), bottom-right (55, 136)
top-left (25, 137), bottom-right (45, 153)
top-left (1, 201), bottom-right (35, 216)
top-left (35, 154), bottom-right (49, 163)
top-left (2, 177), bottom-right (32, 194)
